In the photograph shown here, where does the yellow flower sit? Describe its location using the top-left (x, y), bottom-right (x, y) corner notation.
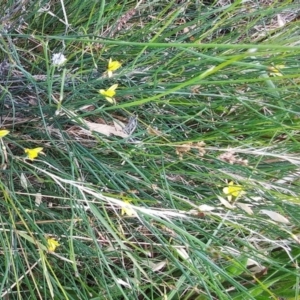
top-left (24, 147), bottom-right (44, 160)
top-left (0, 129), bottom-right (9, 138)
top-left (223, 181), bottom-right (245, 202)
top-left (47, 238), bottom-right (60, 252)
top-left (99, 84), bottom-right (118, 104)
top-left (121, 200), bottom-right (136, 217)
top-left (107, 58), bottom-right (121, 78)
top-left (268, 65), bottom-right (285, 77)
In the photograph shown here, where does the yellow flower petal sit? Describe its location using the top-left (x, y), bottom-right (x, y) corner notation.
top-left (107, 70), bottom-right (113, 78)
top-left (99, 84), bottom-right (118, 104)
top-left (100, 89), bottom-right (116, 98)
top-left (24, 147), bottom-right (44, 160)
top-left (107, 84), bottom-right (118, 91)
top-left (47, 238), bottom-right (60, 252)
top-left (107, 58), bottom-right (121, 73)
top-left (223, 181), bottom-right (244, 201)
top-left (0, 129), bottom-right (9, 138)
top-left (105, 96), bottom-right (116, 104)
top-left (223, 187), bottom-right (230, 194)
top-left (121, 200), bottom-right (136, 217)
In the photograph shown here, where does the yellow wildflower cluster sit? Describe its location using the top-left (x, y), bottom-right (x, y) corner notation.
top-left (223, 181), bottom-right (245, 202)
top-left (121, 200), bottom-right (136, 217)
top-left (99, 84), bottom-right (118, 104)
top-left (0, 130), bottom-right (45, 161)
top-left (47, 237), bottom-right (60, 252)
top-left (99, 58), bottom-right (121, 105)
top-left (24, 147), bottom-right (44, 160)
top-left (107, 58), bottom-right (121, 78)
top-left (0, 130), bottom-right (9, 138)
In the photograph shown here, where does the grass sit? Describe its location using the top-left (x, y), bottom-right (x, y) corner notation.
top-left (0, 0), bottom-right (300, 299)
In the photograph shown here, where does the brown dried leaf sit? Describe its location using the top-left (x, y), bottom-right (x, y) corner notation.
top-left (84, 120), bottom-right (128, 138)
top-left (20, 173), bottom-right (29, 189)
top-left (113, 119), bottom-right (126, 132)
top-left (198, 204), bottom-right (216, 212)
top-left (149, 260), bottom-right (167, 272)
top-left (217, 195), bottom-right (235, 209)
top-left (260, 209), bottom-right (290, 224)
top-left (236, 202), bottom-right (253, 215)
top-left (78, 104), bottom-right (96, 112)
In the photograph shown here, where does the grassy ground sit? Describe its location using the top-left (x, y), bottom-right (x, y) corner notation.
top-left (0, 0), bottom-right (300, 299)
